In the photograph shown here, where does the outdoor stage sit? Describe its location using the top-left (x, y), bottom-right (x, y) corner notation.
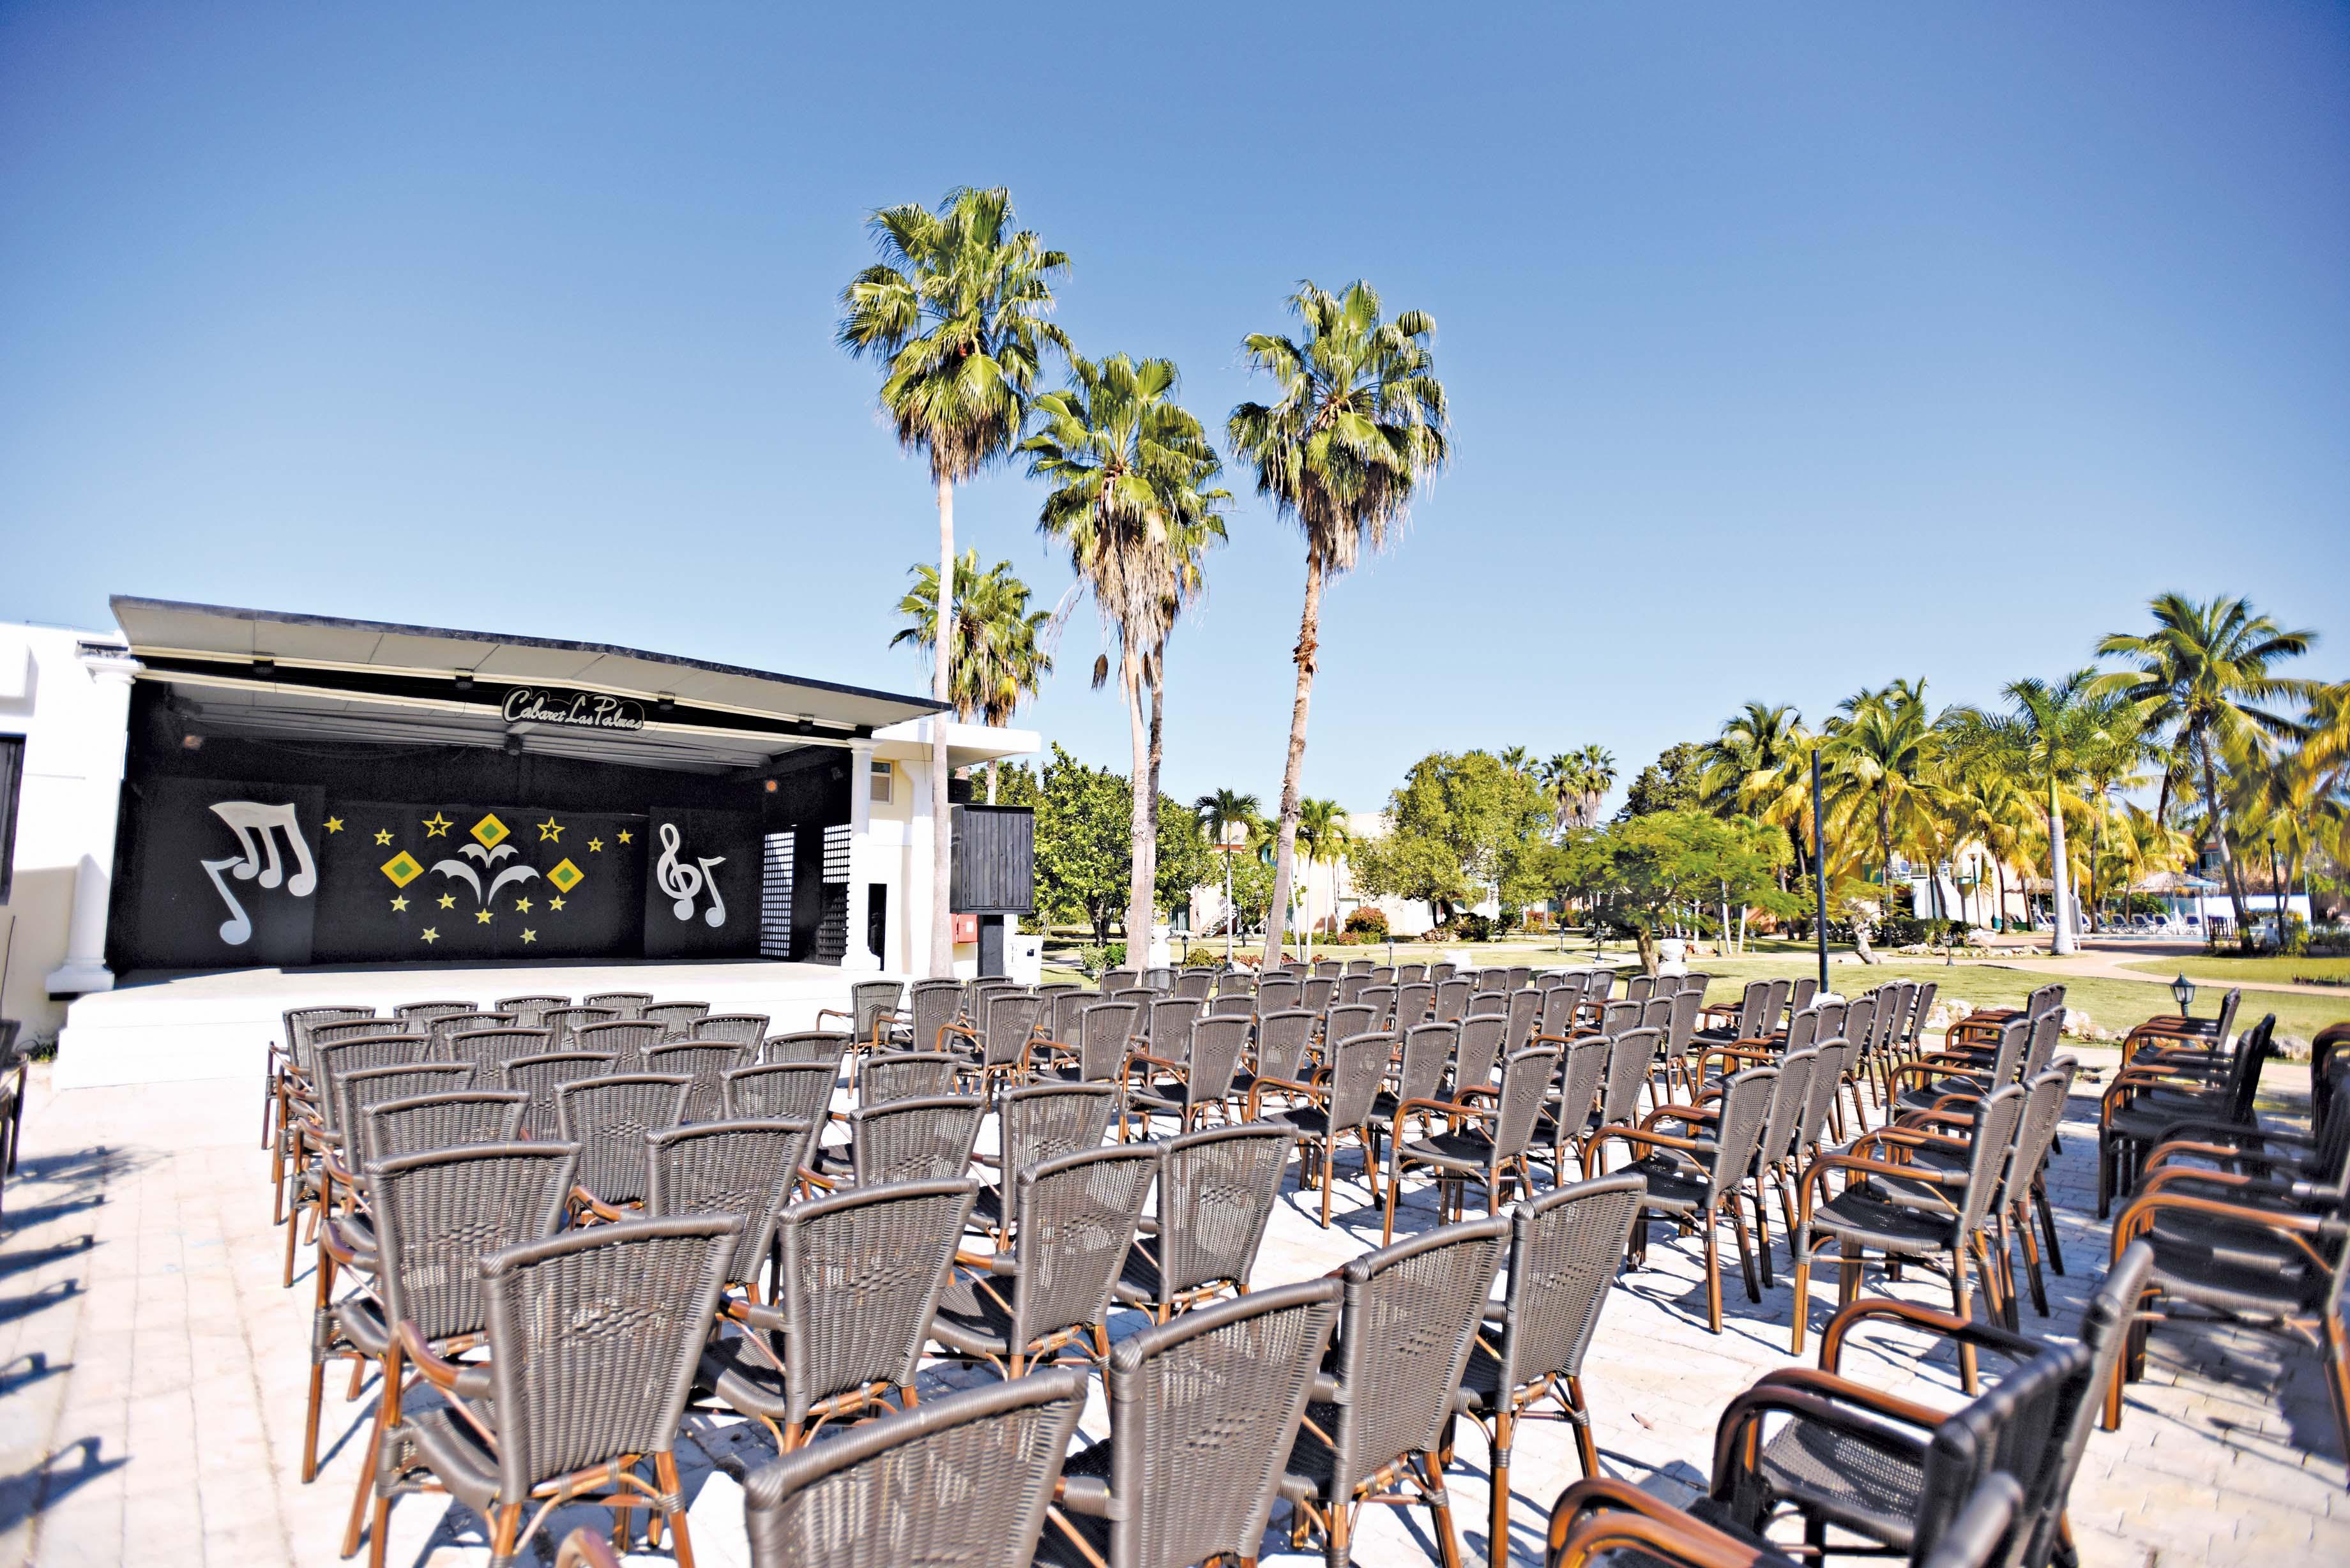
top-left (50, 958), bottom-right (881, 1089)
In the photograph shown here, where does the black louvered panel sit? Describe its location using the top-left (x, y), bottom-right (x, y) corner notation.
top-left (759, 831), bottom-right (794, 959)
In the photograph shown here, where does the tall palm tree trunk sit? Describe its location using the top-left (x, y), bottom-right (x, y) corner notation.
top-left (930, 471), bottom-right (956, 977)
top-left (2198, 732), bottom-right (2250, 937)
top-left (1262, 547), bottom-right (1324, 966)
top-left (1121, 646), bottom-right (1155, 960)
top-left (2047, 776), bottom-right (2076, 955)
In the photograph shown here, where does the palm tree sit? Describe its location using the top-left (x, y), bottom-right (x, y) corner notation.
top-left (839, 186), bottom-right (1068, 974)
top-left (1143, 481), bottom-right (1231, 890)
top-left (1949, 672), bottom-right (2102, 954)
top-left (1194, 788), bottom-right (1264, 960)
top-left (1542, 744), bottom-right (1618, 831)
top-left (890, 552), bottom-right (1052, 804)
top-left (1946, 770), bottom-right (2033, 931)
top-left (1700, 703), bottom-right (1812, 882)
top-left (1229, 280), bottom-right (1449, 967)
top-left (1498, 746), bottom-right (1534, 776)
top-left (1293, 797), bottom-right (1354, 958)
top-left (1026, 352), bottom-right (1226, 951)
top-left (1821, 681), bottom-right (1940, 894)
top-left (2094, 594), bottom-right (2317, 936)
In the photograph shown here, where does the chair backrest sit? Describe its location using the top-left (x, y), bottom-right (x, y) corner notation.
top-left (2208, 986), bottom-right (2243, 1053)
top-left (1840, 995), bottom-right (1877, 1056)
top-left (641, 1000), bottom-right (711, 1037)
top-left (1451, 1012), bottom-right (1509, 1097)
top-left (1595, 1027), bottom-right (1662, 1129)
top-left (1911, 1341), bottom-right (2092, 1567)
top-left (286, 1006), bottom-right (375, 1074)
top-left (1754, 1049), bottom-right (1819, 1166)
top-left (1328, 1215), bottom-right (1511, 1495)
top-left (642, 1040), bottom-right (752, 1123)
top-left (443, 1026), bottom-right (548, 1078)
top-left (1595, 999), bottom-right (1641, 1041)
top-left (769, 1179), bottom-right (980, 1425)
top-left (1430, 977), bottom-right (1471, 1022)
top-left (310, 1017), bottom-right (402, 1050)
top-left (1346, 959), bottom-right (1376, 979)
top-left (2016, 1012), bottom-right (2063, 1082)
top-left (1550, 1036), bottom-right (1613, 1141)
top-left (369, 1141), bottom-right (575, 1344)
top-left (1366, 966), bottom-right (1397, 987)
top-left (1466, 990), bottom-right (1509, 1019)
top-left (1622, 974), bottom-right (1656, 1005)
top-left (1070, 1002), bottom-right (1138, 1082)
top-left (903, 978), bottom-right (966, 1052)
top-left (1536, 985), bottom-right (1579, 1041)
top-left (337, 1062), bottom-right (473, 1155)
top-left (858, 1051), bottom-right (960, 1106)
top-left (1323, 1003), bottom-right (1378, 1050)
top-left (1008, 1143), bottom-right (1162, 1348)
top-left (724, 1062), bottom-right (837, 1125)
top-left (1784, 1006), bottom-right (1823, 1057)
top-left (1812, 997), bottom-right (1848, 1041)
top-left (1300, 975), bottom-right (1336, 1013)
top-left (1216, 969), bottom-right (1258, 996)
top-left (2000, 1061), bottom-right (2077, 1214)
top-left (1978, 1017), bottom-right (2033, 1091)
top-left (494, 994), bottom-right (570, 1029)
top-left (1429, 961), bottom-right (1458, 983)
top-left (1180, 1015), bottom-right (1252, 1109)
top-left (1787, 976), bottom-right (1820, 1018)
top-left (1140, 966), bottom-right (1176, 992)
top-left (760, 1030), bottom-right (850, 1076)
top-left (1506, 965), bottom-right (1533, 990)
top-left (540, 1006), bottom-right (618, 1048)
top-left (1149, 1122), bottom-right (1296, 1303)
top-left (851, 1096), bottom-right (987, 1185)
top-left (2024, 983), bottom-right (2066, 1023)
top-left (500, 1051), bottom-right (614, 1138)
top-left (1492, 1046), bottom-right (1563, 1163)
top-left (1140, 996), bottom-right (1201, 1054)
top-left (1323, 1032), bottom-right (1395, 1131)
top-left (1496, 1174), bottom-right (1646, 1391)
top-left (1659, 988), bottom-right (1704, 1067)
top-left (1955, 1085), bottom-right (2029, 1235)
top-left (1098, 1278), bottom-right (1342, 1568)
top-left (2022, 1244), bottom-right (2154, 1566)
top-left (312, 1034), bottom-right (428, 1134)
top-left (997, 1082), bottom-right (1118, 1179)
top-left (1732, 981), bottom-right (1773, 1041)
top-left (481, 1215), bottom-right (738, 1497)
top-left (1099, 968), bottom-right (1139, 993)
top-left (742, 1367), bottom-right (1088, 1568)
top-left (1172, 969), bottom-right (1214, 1000)
top-left (2221, 1014), bottom-right (2279, 1126)
top-left (1359, 985), bottom-right (1399, 1027)
top-left (575, 1018), bottom-right (665, 1063)
top-left (1209, 993), bottom-right (1255, 1018)
top-left (1257, 976), bottom-right (1303, 1013)
top-left (394, 1000), bottom-right (473, 1027)
top-left (556, 1074), bottom-right (692, 1205)
top-left (692, 1013), bottom-right (770, 1048)
top-left (1501, 988), bottom-right (1543, 1055)
top-left (1704, 1066), bottom-right (1780, 1195)
top-left (360, 1090), bottom-right (527, 1166)
top-left (423, 1011), bottom-right (513, 1060)
top-left (973, 992), bottom-right (1042, 1066)
top-left (1397, 981), bottom-right (1434, 1025)
top-left (845, 980), bottom-right (905, 1041)
top-left (1254, 1008), bottom-right (1318, 1085)
top-left (646, 1120), bottom-right (814, 1287)
top-left (1335, 974), bottom-right (1370, 1005)
top-left (1395, 1023), bottom-right (1456, 1112)
top-left (1797, 1036), bottom-right (1856, 1151)
top-left (582, 990), bottom-right (653, 1020)
top-left (1904, 981), bottom-right (1938, 1046)
top-left (1639, 996), bottom-right (1675, 1039)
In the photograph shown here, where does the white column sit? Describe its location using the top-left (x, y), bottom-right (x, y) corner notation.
top-left (46, 650), bottom-right (141, 996)
top-left (841, 739), bottom-right (881, 971)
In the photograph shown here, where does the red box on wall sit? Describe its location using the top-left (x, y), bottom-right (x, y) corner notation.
top-left (951, 913), bottom-right (979, 944)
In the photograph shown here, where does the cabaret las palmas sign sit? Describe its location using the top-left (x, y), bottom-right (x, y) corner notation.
top-left (500, 686), bottom-right (648, 732)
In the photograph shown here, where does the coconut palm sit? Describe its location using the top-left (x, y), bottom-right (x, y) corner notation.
top-left (1947, 672), bottom-right (2104, 954)
top-left (1821, 681), bottom-right (1942, 896)
top-left (1143, 483), bottom-right (1231, 880)
top-left (1027, 352), bottom-right (1226, 950)
top-left (1700, 703), bottom-right (1813, 881)
top-left (890, 551), bottom-right (1053, 802)
top-left (1946, 769), bottom-right (2035, 931)
top-left (1293, 797), bottom-right (1354, 956)
top-left (2093, 593), bottom-right (2317, 935)
top-left (1542, 744), bottom-right (1618, 831)
top-left (839, 186), bottom-right (1068, 974)
top-left (1229, 280), bottom-right (1449, 966)
top-left (1194, 788), bottom-right (1264, 959)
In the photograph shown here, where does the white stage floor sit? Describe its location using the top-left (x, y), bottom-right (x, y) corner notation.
top-left (52, 959), bottom-right (885, 1089)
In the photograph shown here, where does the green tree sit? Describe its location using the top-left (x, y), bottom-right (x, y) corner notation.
top-left (1699, 702), bottom-right (1815, 884)
top-left (1944, 672), bottom-right (2104, 954)
top-left (2093, 593), bottom-right (2317, 935)
top-left (1542, 744), bottom-right (1618, 831)
top-left (839, 186), bottom-right (1068, 974)
top-left (1819, 681), bottom-right (1941, 887)
top-left (1031, 743), bottom-right (1132, 944)
top-left (1154, 799), bottom-right (1217, 923)
top-left (1027, 352), bottom-right (1227, 959)
top-left (1228, 280), bottom-right (1449, 965)
top-left (1557, 811), bottom-right (1797, 973)
top-left (890, 550), bottom-right (1052, 802)
top-left (1293, 797), bottom-right (1355, 953)
top-left (1350, 751), bottom-right (1550, 926)
top-left (1618, 742), bottom-right (1706, 818)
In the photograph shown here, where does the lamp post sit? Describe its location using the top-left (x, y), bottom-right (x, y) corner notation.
top-left (2171, 972), bottom-right (2196, 1019)
top-left (1810, 748), bottom-right (1830, 996)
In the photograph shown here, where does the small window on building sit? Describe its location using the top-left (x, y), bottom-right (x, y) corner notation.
top-left (0, 734), bottom-right (22, 904)
top-left (869, 760), bottom-right (893, 804)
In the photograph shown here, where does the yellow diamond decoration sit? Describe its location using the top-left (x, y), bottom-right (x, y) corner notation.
top-left (380, 850), bottom-right (424, 887)
top-left (471, 813), bottom-right (511, 849)
top-left (546, 857), bottom-right (584, 893)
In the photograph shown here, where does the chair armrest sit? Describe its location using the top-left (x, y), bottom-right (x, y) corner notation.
top-left (1125, 1050), bottom-right (1187, 1077)
top-left (1819, 1296), bottom-right (2043, 1374)
top-left (1548, 1479), bottom-right (1783, 1568)
top-left (1400, 1096), bottom-right (1489, 1122)
top-left (320, 1217), bottom-right (375, 1270)
top-left (395, 1320), bottom-right (492, 1399)
top-left (725, 1299), bottom-right (789, 1334)
top-left (1890, 1108), bottom-right (1978, 1135)
top-left (955, 1248), bottom-right (1019, 1277)
top-left (1246, 1076), bottom-right (1319, 1119)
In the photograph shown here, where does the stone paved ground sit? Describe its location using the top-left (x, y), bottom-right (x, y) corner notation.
top-left (0, 1046), bottom-right (2343, 1568)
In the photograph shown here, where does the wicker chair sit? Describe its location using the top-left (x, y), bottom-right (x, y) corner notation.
top-left (2098, 1013), bottom-right (2277, 1217)
top-left (1382, 1045), bottom-right (1559, 1245)
top-left (1037, 1279), bottom-right (1344, 1568)
top-left (1172, 968), bottom-right (1214, 1000)
top-left (1116, 1120), bottom-right (1296, 1320)
top-left (1125, 1013), bottom-right (1250, 1136)
top-left (1234, 1007), bottom-right (1317, 1106)
top-left (499, 1052), bottom-right (614, 1139)
top-left (758, 1030), bottom-right (850, 1078)
top-left (1396, 980), bottom-right (1436, 1029)
top-left (1319, 1002), bottom-right (1379, 1059)
top-left (875, 977), bottom-right (965, 1053)
top-left (1099, 967), bottom-right (1139, 993)
top-left (1792, 1083), bottom-right (2029, 1373)
top-left (644, 1120), bottom-right (817, 1304)
top-left (1031, 999), bottom-right (1136, 1087)
top-left (1445, 1012), bottom-right (1508, 1101)
top-left (944, 991), bottom-right (1044, 1101)
top-left (1598, 1065), bottom-right (1779, 1334)
top-left (690, 1012), bottom-right (769, 1049)
top-left (1298, 976), bottom-right (1335, 1014)
top-left (311, 1142), bottom-right (574, 1525)
top-left (855, 1050), bottom-right (964, 1106)
top-left (444, 1027), bottom-right (552, 1082)
top-left (573, 1020), bottom-right (664, 1063)
top-left (722, 1062), bottom-right (837, 1125)
top-left (321, 1063), bottom-right (478, 1219)
top-left (282, 1033), bottom-right (429, 1283)
top-left (1455, 1175), bottom-right (1647, 1568)
top-left (1884, 1062), bottom-right (2079, 1320)
top-left (1250, 1030), bottom-right (1394, 1228)
top-left (932, 1142), bottom-right (1162, 1376)
top-left (816, 1094), bottom-right (987, 1187)
top-left (368, 1214), bottom-right (737, 1568)
top-left (641, 1039), bottom-right (752, 1123)
top-left (556, 1074), bottom-right (691, 1216)
top-left (1280, 1214), bottom-right (1512, 1568)
top-left (268, 1004), bottom-right (375, 1154)
top-left (971, 1082), bottom-right (1119, 1246)
top-left (538, 1006), bottom-right (618, 1050)
top-left (421, 1009), bottom-right (511, 1061)
top-left (697, 1178), bottom-right (980, 1449)
top-left (641, 1000), bottom-right (711, 1038)
top-left (582, 990), bottom-right (652, 1020)
top-left (394, 999), bottom-right (473, 1028)
top-left (814, 979), bottom-right (904, 1048)
top-left (741, 1366), bottom-right (1088, 1568)
top-left (357, 1090), bottom-right (527, 1168)
top-left (1535, 1034), bottom-right (1611, 1184)
top-left (493, 993), bottom-right (570, 1029)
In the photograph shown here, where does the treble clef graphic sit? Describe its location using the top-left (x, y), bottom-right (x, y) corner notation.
top-left (655, 822), bottom-right (728, 928)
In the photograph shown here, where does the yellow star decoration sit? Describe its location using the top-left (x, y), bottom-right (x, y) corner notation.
top-left (475, 908), bottom-right (493, 925)
top-left (616, 829), bottom-right (633, 845)
top-left (324, 817), bottom-right (344, 834)
top-left (374, 828), bottom-right (393, 846)
top-left (422, 812), bottom-right (453, 837)
top-left (390, 894), bottom-right (409, 912)
top-left (587, 837), bottom-right (603, 853)
top-left (520, 928), bottom-right (537, 944)
top-left (437, 893), bottom-right (457, 910)
top-left (420, 927), bottom-right (439, 944)
top-left (513, 896), bottom-right (533, 913)
top-left (549, 895), bottom-right (566, 911)
top-left (536, 817), bottom-right (563, 842)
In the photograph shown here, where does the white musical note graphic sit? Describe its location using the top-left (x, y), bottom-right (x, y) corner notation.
top-left (655, 821), bottom-right (727, 928)
top-left (199, 801), bottom-right (317, 946)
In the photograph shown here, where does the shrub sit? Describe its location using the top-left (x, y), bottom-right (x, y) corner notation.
top-left (1343, 907), bottom-right (1390, 939)
top-left (1450, 912), bottom-right (1495, 942)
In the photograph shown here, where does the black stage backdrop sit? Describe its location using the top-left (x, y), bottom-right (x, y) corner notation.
top-left (642, 808), bottom-right (761, 959)
top-left (313, 803), bottom-right (651, 963)
top-left (120, 778), bottom-right (327, 969)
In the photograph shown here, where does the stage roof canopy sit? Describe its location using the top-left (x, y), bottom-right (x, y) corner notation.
top-left (112, 595), bottom-right (950, 774)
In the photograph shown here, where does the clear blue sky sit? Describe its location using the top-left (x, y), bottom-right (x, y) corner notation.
top-left (4, 3), bottom-right (2345, 815)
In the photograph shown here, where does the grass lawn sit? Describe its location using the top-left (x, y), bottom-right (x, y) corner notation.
top-left (2119, 954), bottom-right (2350, 986)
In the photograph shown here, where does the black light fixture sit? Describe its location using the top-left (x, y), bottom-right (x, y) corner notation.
top-left (2171, 972), bottom-right (2196, 1018)
top-left (453, 672), bottom-right (474, 693)
top-left (656, 693), bottom-right (675, 716)
top-left (503, 733), bottom-right (524, 757)
top-left (252, 656), bottom-right (276, 677)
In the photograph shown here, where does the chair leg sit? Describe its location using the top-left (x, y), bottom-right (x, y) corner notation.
top-left (1381, 1152), bottom-right (1401, 1248)
top-left (1789, 1237), bottom-right (1811, 1355)
top-left (1487, 1407), bottom-right (1514, 1568)
top-left (1421, 1450), bottom-right (1464, 1568)
top-left (1837, 1240), bottom-right (1863, 1312)
top-left (1702, 1221), bottom-right (1724, 1334)
top-left (1749, 1180), bottom-right (1776, 1290)
top-left (1726, 1198), bottom-right (1761, 1305)
top-left (345, 1345), bottom-right (400, 1558)
top-left (2014, 1200), bottom-right (2049, 1316)
top-left (2034, 1179), bottom-right (2067, 1276)
top-left (1320, 1143), bottom-right (1334, 1229)
top-left (1951, 1249), bottom-right (1979, 1396)
top-left (656, 1452), bottom-right (695, 1568)
top-left (487, 1503), bottom-right (525, 1568)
